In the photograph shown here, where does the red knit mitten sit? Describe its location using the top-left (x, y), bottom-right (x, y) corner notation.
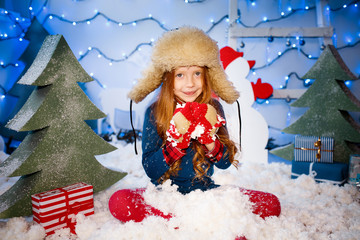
top-left (192, 103), bottom-right (225, 145)
top-left (166, 103), bottom-right (196, 149)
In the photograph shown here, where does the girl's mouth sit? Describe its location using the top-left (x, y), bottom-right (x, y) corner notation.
top-left (184, 91), bottom-right (196, 96)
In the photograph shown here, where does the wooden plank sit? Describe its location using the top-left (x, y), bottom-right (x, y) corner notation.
top-left (316, 0), bottom-right (333, 45)
top-left (228, 0), bottom-right (238, 49)
top-left (229, 26), bottom-right (334, 38)
top-left (271, 89), bottom-right (307, 100)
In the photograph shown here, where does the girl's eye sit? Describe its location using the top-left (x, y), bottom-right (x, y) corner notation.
top-left (176, 73), bottom-right (183, 78)
top-left (195, 71), bottom-right (201, 76)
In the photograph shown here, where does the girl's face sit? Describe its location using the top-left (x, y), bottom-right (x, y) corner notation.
top-left (173, 66), bottom-right (204, 102)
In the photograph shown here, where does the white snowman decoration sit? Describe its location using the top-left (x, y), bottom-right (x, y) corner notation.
top-left (219, 46), bottom-right (273, 164)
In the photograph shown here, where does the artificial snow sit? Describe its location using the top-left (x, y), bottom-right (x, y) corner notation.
top-left (0, 141), bottom-right (359, 240)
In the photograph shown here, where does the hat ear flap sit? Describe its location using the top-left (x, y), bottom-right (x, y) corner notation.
top-left (209, 66), bottom-right (239, 104)
top-left (128, 64), bottom-right (164, 103)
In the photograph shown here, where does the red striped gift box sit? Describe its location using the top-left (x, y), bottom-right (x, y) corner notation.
top-left (31, 182), bottom-right (94, 235)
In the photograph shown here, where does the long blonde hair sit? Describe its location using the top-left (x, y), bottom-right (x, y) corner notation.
top-left (153, 67), bottom-right (238, 183)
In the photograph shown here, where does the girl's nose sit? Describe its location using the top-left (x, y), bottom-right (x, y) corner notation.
top-left (185, 74), bottom-right (195, 87)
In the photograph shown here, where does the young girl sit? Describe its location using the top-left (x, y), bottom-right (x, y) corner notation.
top-left (109, 26), bottom-right (281, 223)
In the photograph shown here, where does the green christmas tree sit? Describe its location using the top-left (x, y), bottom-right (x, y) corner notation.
top-left (0, 34), bottom-right (126, 218)
top-left (271, 45), bottom-right (360, 163)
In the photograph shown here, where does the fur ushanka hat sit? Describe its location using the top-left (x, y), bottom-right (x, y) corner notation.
top-left (128, 26), bottom-right (239, 104)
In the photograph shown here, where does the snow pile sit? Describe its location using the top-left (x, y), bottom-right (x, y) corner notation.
top-left (0, 141), bottom-right (359, 240)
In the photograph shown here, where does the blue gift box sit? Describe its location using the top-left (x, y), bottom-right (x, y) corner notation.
top-left (291, 161), bottom-right (349, 185)
top-left (294, 135), bottom-right (334, 163)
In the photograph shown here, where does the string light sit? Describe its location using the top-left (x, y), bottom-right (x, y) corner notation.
top-left (0, 62), bottom-right (20, 69)
top-left (0, 0), bottom-right (359, 92)
top-left (252, 46), bottom-right (319, 71)
top-left (43, 11), bottom-right (169, 31)
top-left (42, 8), bottom-right (229, 35)
top-left (345, 80), bottom-right (352, 87)
top-left (78, 42), bottom-right (153, 64)
top-left (206, 15), bottom-right (228, 33)
top-left (232, 4), bottom-right (315, 28)
top-left (0, 85), bottom-right (7, 100)
top-left (184, 0), bottom-right (207, 3)
top-left (275, 72), bottom-right (314, 92)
